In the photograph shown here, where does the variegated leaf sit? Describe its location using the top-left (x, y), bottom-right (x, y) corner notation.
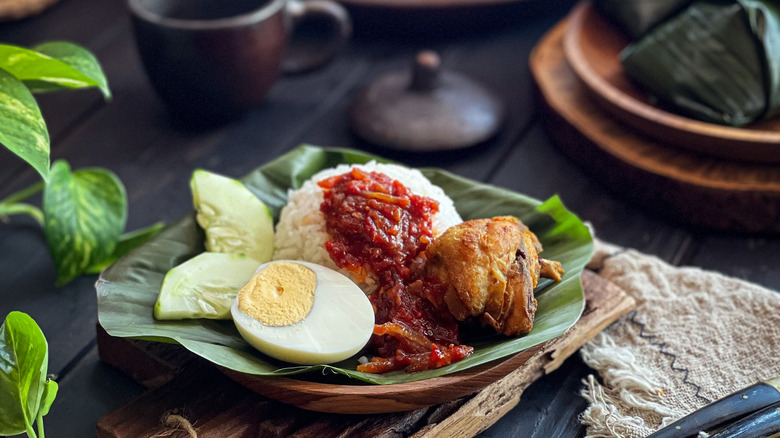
top-left (0, 68), bottom-right (49, 181)
top-left (0, 312), bottom-right (49, 436)
top-left (43, 160), bottom-right (127, 286)
top-left (84, 222), bottom-right (165, 274)
top-left (30, 42), bottom-right (110, 98)
top-left (0, 42), bottom-right (110, 98)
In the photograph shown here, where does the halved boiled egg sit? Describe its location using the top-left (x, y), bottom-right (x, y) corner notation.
top-left (231, 260), bottom-right (375, 365)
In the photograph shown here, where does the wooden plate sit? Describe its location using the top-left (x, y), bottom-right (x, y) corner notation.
top-left (220, 344), bottom-right (543, 414)
top-left (217, 271), bottom-right (633, 414)
top-left (531, 16), bottom-right (780, 233)
top-left (97, 272), bottom-right (635, 435)
top-left (562, 1), bottom-right (780, 163)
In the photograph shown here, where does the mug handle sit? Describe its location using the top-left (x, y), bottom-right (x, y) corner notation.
top-left (283, 0), bottom-right (352, 74)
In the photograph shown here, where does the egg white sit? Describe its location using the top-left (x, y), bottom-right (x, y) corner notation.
top-left (231, 260), bottom-right (375, 365)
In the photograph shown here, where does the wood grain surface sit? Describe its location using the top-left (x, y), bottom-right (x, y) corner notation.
top-left (2, 0), bottom-right (779, 436)
top-left (336, 0), bottom-right (563, 38)
top-left (341, 0), bottom-right (518, 7)
top-left (95, 270), bottom-right (635, 437)
top-left (532, 17), bottom-right (780, 234)
top-left (562, 2), bottom-right (780, 163)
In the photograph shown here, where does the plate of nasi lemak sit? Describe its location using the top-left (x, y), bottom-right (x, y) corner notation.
top-left (96, 145), bottom-right (593, 411)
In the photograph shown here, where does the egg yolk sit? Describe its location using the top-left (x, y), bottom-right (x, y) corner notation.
top-left (232, 260), bottom-right (376, 365)
top-left (237, 262), bottom-right (315, 327)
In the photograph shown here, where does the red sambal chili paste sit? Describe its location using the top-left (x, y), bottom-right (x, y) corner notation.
top-left (317, 168), bottom-right (473, 373)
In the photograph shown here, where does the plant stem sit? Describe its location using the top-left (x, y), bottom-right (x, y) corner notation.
top-left (25, 422), bottom-right (37, 438)
top-left (1, 181), bottom-right (44, 204)
top-left (37, 414), bottom-right (45, 438)
top-left (0, 181), bottom-right (45, 224)
top-left (0, 202), bottom-right (44, 225)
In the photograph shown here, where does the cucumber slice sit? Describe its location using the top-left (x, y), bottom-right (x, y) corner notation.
top-left (154, 252), bottom-right (260, 320)
top-left (191, 169), bottom-right (274, 263)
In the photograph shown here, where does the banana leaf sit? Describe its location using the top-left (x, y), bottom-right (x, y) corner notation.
top-left (621, 0), bottom-right (780, 127)
top-left (593, 0), bottom-right (693, 39)
top-left (96, 145), bottom-right (593, 385)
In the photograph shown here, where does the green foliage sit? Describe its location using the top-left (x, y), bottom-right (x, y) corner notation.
top-left (0, 42), bottom-right (110, 98)
top-left (0, 42), bottom-right (110, 182)
top-left (0, 41), bottom-right (157, 438)
top-left (621, 0), bottom-right (780, 126)
top-left (0, 312), bottom-right (55, 438)
top-left (43, 161), bottom-right (128, 285)
top-left (0, 41), bottom-right (161, 284)
top-left (97, 146), bottom-right (594, 385)
top-left (0, 68), bottom-right (49, 182)
top-left (84, 222), bottom-right (166, 275)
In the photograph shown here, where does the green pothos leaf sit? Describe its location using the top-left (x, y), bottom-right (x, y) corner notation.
top-left (0, 42), bottom-right (110, 98)
top-left (0, 312), bottom-right (50, 436)
top-left (37, 379), bottom-right (58, 417)
top-left (84, 222), bottom-right (166, 275)
top-left (97, 145), bottom-right (593, 385)
top-left (44, 160), bottom-right (127, 286)
top-left (0, 67), bottom-right (49, 182)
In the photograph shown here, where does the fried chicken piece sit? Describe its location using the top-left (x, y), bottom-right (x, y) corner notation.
top-left (423, 216), bottom-right (565, 336)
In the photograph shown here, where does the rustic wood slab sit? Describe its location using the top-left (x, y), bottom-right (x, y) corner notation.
top-left (96, 270), bottom-right (635, 437)
top-left (532, 17), bottom-right (780, 234)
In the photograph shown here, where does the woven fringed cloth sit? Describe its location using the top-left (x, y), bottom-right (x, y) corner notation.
top-left (579, 240), bottom-right (780, 438)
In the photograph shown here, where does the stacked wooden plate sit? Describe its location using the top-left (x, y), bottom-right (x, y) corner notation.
top-left (531, 1), bottom-right (780, 233)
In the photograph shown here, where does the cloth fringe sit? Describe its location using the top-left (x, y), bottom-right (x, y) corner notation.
top-left (578, 239), bottom-right (780, 437)
top-left (580, 374), bottom-right (648, 438)
top-left (579, 332), bottom-right (690, 437)
top-left (581, 333), bottom-right (678, 417)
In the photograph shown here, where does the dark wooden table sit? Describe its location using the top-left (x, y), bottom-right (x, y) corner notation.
top-left (1, 0), bottom-right (778, 436)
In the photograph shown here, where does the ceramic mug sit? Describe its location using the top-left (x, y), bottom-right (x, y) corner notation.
top-left (128, 0), bottom-right (351, 122)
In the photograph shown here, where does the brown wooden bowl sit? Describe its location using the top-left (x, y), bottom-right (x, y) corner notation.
top-left (532, 16), bottom-right (780, 233)
top-left (562, 1), bottom-right (780, 163)
top-left (219, 343), bottom-right (544, 414)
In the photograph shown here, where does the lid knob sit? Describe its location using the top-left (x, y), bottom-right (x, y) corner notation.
top-left (409, 50), bottom-right (440, 92)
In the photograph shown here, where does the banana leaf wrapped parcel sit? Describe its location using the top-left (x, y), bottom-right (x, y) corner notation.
top-left (592, 0), bottom-right (693, 39)
top-left (620, 0), bottom-right (780, 127)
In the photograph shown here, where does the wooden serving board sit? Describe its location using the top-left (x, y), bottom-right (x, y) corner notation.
top-left (531, 17), bottom-right (780, 234)
top-left (96, 270), bottom-right (635, 437)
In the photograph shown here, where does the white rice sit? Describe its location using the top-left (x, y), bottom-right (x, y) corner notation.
top-left (273, 161), bottom-right (462, 293)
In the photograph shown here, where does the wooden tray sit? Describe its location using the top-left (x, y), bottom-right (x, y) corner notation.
top-left (562, 1), bottom-right (780, 163)
top-left (532, 16), bottom-right (780, 234)
top-left (96, 270), bottom-right (636, 437)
